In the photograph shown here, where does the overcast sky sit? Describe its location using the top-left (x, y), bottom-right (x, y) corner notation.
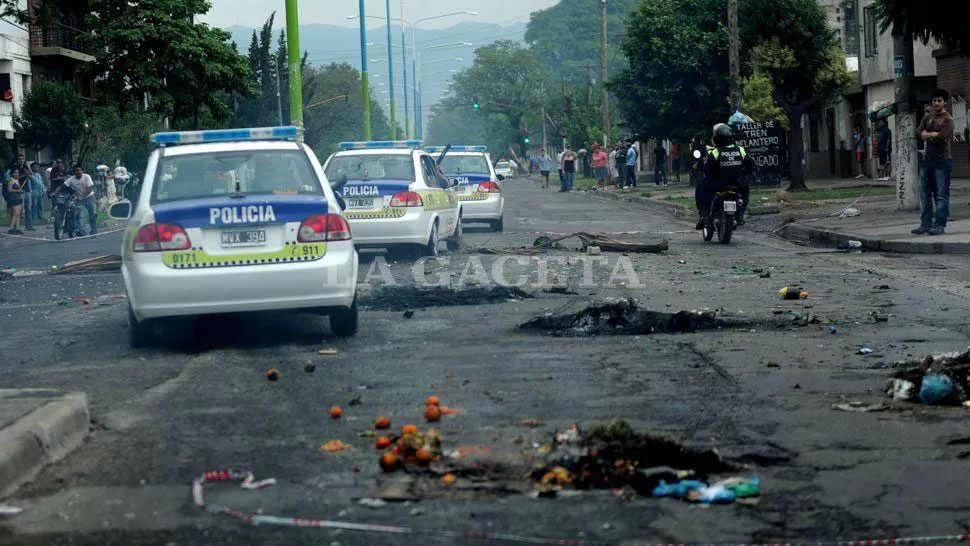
top-left (201, 0), bottom-right (558, 29)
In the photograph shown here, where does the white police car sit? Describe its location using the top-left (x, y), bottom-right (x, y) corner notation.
top-left (109, 127), bottom-right (359, 348)
top-left (323, 141), bottom-right (462, 256)
top-left (427, 146), bottom-right (505, 232)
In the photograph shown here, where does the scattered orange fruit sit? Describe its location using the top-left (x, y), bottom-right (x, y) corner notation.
top-left (426, 395), bottom-right (440, 406)
top-left (424, 404), bottom-right (441, 422)
top-left (375, 436), bottom-right (392, 450)
top-left (799, 290), bottom-right (809, 299)
top-left (265, 369), bottom-right (280, 381)
top-left (416, 447), bottom-right (434, 466)
top-left (442, 473), bottom-right (457, 486)
top-left (329, 406), bottom-right (343, 419)
top-left (402, 424), bottom-right (418, 436)
top-left (320, 440), bottom-right (351, 452)
top-left (374, 416), bottom-right (391, 430)
top-left (380, 452), bottom-right (399, 472)
top-left (439, 405), bottom-right (460, 416)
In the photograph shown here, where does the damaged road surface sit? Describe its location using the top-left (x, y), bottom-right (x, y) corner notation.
top-left (6, 178), bottom-right (970, 546)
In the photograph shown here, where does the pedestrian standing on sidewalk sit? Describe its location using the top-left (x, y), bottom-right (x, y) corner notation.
top-left (614, 142), bottom-right (628, 188)
top-left (556, 148), bottom-right (565, 189)
top-left (4, 167), bottom-right (25, 234)
top-left (653, 142), bottom-right (668, 187)
top-left (592, 144), bottom-right (608, 189)
top-left (853, 126), bottom-right (865, 178)
top-left (875, 121), bottom-right (892, 180)
top-left (911, 88), bottom-right (954, 236)
top-left (29, 163), bottom-right (44, 223)
top-left (625, 141), bottom-right (639, 189)
top-left (560, 147), bottom-right (577, 192)
top-left (538, 149), bottom-right (553, 188)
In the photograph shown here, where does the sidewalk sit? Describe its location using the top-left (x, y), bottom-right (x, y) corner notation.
top-left (562, 173), bottom-right (970, 254)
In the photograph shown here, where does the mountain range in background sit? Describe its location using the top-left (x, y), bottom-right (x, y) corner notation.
top-left (225, 21), bottom-right (527, 110)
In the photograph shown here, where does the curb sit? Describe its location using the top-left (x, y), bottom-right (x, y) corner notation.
top-left (776, 223), bottom-right (970, 254)
top-left (588, 189), bottom-right (692, 218)
top-left (0, 391), bottom-right (90, 498)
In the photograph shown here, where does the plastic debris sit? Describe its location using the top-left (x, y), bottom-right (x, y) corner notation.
top-left (320, 440), bottom-right (352, 453)
top-left (828, 324), bottom-right (838, 334)
top-left (778, 287), bottom-right (807, 300)
top-left (920, 374), bottom-right (964, 406)
top-left (840, 207), bottom-right (861, 218)
top-left (832, 402), bottom-right (887, 413)
top-left (848, 240), bottom-right (863, 249)
top-left (0, 506), bottom-right (23, 516)
top-left (358, 498), bottom-right (387, 509)
top-left (318, 348), bottom-right (338, 355)
top-left (265, 369), bottom-right (280, 381)
top-left (858, 346), bottom-right (873, 355)
top-left (305, 363), bottom-right (316, 373)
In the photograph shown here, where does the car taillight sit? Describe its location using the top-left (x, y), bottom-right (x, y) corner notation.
top-left (389, 191), bottom-right (423, 207)
top-left (478, 181), bottom-right (500, 193)
top-left (133, 223), bottom-right (190, 252)
top-left (298, 214), bottom-right (352, 242)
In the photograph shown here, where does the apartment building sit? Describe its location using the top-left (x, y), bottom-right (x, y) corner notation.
top-left (0, 33), bottom-right (32, 146)
top-left (28, 0), bottom-right (95, 99)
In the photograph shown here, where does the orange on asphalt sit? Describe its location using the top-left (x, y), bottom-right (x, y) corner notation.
top-left (416, 447), bottom-right (434, 466)
top-left (424, 404), bottom-right (441, 422)
top-left (442, 473), bottom-right (457, 486)
top-left (402, 424), bottom-right (418, 436)
top-left (380, 452), bottom-right (399, 472)
top-left (374, 416), bottom-right (391, 429)
top-left (375, 436), bottom-right (392, 450)
top-left (426, 395), bottom-right (440, 406)
top-left (329, 406), bottom-right (343, 419)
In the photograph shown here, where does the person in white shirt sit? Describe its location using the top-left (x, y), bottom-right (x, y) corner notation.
top-left (52, 165), bottom-right (98, 236)
top-left (114, 161), bottom-right (129, 200)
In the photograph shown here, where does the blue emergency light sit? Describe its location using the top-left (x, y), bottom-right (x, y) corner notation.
top-left (338, 140), bottom-right (423, 150)
top-left (150, 126), bottom-right (301, 146)
top-left (425, 146), bottom-right (487, 153)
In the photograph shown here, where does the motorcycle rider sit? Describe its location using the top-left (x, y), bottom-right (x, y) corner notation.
top-left (695, 123), bottom-right (755, 229)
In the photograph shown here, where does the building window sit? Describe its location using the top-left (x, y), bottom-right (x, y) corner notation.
top-left (863, 6), bottom-right (878, 57)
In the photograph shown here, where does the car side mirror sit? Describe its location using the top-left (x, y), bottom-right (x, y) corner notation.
top-left (693, 150), bottom-right (702, 159)
top-left (109, 201), bottom-right (131, 219)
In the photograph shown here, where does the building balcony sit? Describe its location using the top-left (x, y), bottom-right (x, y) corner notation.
top-left (29, 23), bottom-right (95, 63)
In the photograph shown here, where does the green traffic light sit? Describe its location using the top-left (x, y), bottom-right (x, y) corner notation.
top-left (524, 137), bottom-right (531, 144)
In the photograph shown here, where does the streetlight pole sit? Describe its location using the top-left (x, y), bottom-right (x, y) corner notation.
top-left (358, 0), bottom-right (371, 140)
top-left (385, 0), bottom-right (396, 139)
top-left (728, 0), bottom-right (741, 113)
top-left (401, 0), bottom-right (409, 139)
top-left (284, 0), bottom-right (304, 135)
top-left (600, 0), bottom-right (609, 148)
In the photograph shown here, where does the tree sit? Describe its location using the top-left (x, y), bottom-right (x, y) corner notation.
top-left (524, 0), bottom-right (637, 84)
top-left (14, 81), bottom-right (87, 162)
top-left (741, 72), bottom-right (787, 128)
top-left (447, 41), bottom-right (546, 158)
top-left (874, 0), bottom-right (970, 52)
top-left (86, 0), bottom-right (251, 129)
top-left (740, 0), bottom-right (851, 190)
top-left (610, 0), bottom-right (730, 142)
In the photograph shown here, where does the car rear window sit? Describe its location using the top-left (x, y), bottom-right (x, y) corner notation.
top-left (439, 155), bottom-right (490, 175)
top-left (325, 154), bottom-right (415, 182)
top-left (496, 162), bottom-right (510, 169)
top-left (152, 149), bottom-right (321, 204)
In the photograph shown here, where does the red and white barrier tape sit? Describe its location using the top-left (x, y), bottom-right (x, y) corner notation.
top-left (192, 469), bottom-right (970, 546)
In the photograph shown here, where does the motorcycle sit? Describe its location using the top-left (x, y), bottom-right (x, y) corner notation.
top-left (53, 194), bottom-right (81, 241)
top-left (701, 189), bottom-right (743, 244)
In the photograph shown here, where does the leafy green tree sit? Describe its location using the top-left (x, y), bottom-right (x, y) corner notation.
top-left (610, 0), bottom-right (730, 143)
top-left (741, 72), bottom-right (787, 129)
top-left (874, 0), bottom-right (970, 51)
top-left (80, 106), bottom-right (164, 173)
top-left (86, 0), bottom-right (251, 129)
top-left (447, 41), bottom-right (546, 158)
top-left (524, 0), bottom-right (637, 84)
top-left (302, 63), bottom-right (395, 160)
top-left (14, 80), bottom-right (87, 161)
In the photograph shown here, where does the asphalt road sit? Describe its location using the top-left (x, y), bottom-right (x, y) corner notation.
top-left (2, 178), bottom-right (970, 546)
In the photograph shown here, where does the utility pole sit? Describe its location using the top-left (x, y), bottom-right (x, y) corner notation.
top-left (728, 0), bottom-right (741, 113)
top-left (275, 68), bottom-right (283, 126)
top-left (600, 0), bottom-right (609, 148)
top-left (284, 0), bottom-right (304, 135)
top-left (385, 0), bottom-right (396, 139)
top-left (893, 24), bottom-right (919, 210)
top-left (358, 0), bottom-right (372, 140)
top-left (401, 0), bottom-right (410, 139)
top-left (541, 105), bottom-right (547, 152)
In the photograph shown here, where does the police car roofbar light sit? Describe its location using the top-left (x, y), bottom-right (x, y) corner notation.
top-left (425, 146), bottom-right (486, 152)
top-left (338, 140), bottom-right (423, 150)
top-left (151, 126), bottom-right (302, 146)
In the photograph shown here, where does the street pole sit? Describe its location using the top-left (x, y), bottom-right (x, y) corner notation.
top-left (541, 104), bottom-right (547, 152)
top-left (284, 0), bottom-right (303, 135)
top-left (893, 24), bottom-right (919, 210)
top-left (728, 0), bottom-right (741, 113)
top-left (358, 0), bottom-right (372, 140)
top-left (385, 0), bottom-right (396, 139)
top-left (600, 0), bottom-right (609, 148)
top-left (275, 67), bottom-right (283, 126)
top-left (401, 0), bottom-right (410, 139)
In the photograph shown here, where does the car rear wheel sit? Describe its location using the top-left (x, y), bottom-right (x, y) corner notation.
top-left (128, 304), bottom-right (154, 348)
top-left (329, 296), bottom-right (358, 337)
top-left (446, 215), bottom-right (463, 252)
top-left (490, 215), bottom-right (504, 232)
top-left (420, 221), bottom-right (440, 257)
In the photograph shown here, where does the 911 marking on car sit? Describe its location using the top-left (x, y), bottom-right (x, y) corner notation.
top-left (209, 205), bottom-right (277, 225)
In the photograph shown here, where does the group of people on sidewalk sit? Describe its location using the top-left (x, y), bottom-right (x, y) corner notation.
top-left (2, 155), bottom-right (132, 237)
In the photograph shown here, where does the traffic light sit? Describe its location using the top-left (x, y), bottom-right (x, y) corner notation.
top-left (472, 96), bottom-right (479, 109)
top-left (524, 135), bottom-right (531, 144)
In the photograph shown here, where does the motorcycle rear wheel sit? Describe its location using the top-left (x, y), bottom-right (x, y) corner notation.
top-left (717, 212), bottom-right (733, 244)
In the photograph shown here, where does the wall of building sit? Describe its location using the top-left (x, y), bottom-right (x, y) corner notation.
top-left (935, 50), bottom-right (970, 178)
